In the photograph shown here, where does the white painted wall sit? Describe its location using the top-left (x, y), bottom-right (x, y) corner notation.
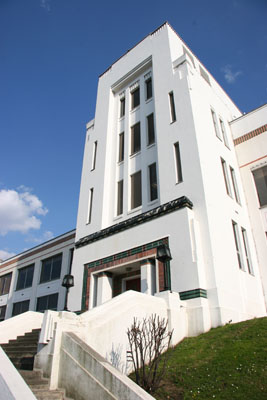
top-left (230, 104), bottom-right (267, 308)
top-left (0, 311), bottom-right (43, 344)
top-left (0, 347), bottom-right (37, 400)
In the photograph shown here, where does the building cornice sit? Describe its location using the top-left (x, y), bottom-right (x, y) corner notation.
top-left (75, 196), bottom-right (193, 249)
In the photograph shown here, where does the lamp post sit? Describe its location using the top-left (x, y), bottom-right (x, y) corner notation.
top-left (62, 274), bottom-right (74, 311)
top-left (156, 244), bottom-right (172, 291)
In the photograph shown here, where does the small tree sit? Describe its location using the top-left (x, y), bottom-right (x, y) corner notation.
top-left (127, 314), bottom-right (173, 394)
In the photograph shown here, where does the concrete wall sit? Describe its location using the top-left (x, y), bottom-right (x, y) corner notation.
top-left (0, 346), bottom-right (37, 400)
top-left (59, 332), bottom-right (155, 400)
top-left (0, 311), bottom-right (43, 344)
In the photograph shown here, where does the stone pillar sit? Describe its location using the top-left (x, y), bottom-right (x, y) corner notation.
top-left (140, 259), bottom-right (156, 295)
top-left (96, 272), bottom-right (113, 306)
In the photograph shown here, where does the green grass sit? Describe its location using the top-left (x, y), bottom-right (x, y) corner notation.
top-left (132, 317), bottom-right (267, 400)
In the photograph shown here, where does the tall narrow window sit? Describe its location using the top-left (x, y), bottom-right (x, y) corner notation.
top-left (221, 158), bottom-right (232, 196)
top-left (145, 77), bottom-right (152, 100)
top-left (131, 171), bottom-right (142, 209)
top-left (0, 273), bottom-right (12, 296)
top-left (169, 92), bottom-right (176, 123)
top-left (174, 142), bottom-right (183, 183)
top-left (232, 221), bottom-right (244, 270)
top-left (211, 109), bottom-right (221, 139)
top-left (241, 228), bottom-right (254, 275)
top-left (118, 132), bottom-right (124, 162)
top-left (252, 166), bottom-right (267, 207)
top-left (91, 141), bottom-right (97, 170)
top-left (131, 122), bottom-right (141, 155)
top-left (131, 87), bottom-right (140, 109)
top-left (149, 163), bottom-right (158, 201)
top-left (120, 97), bottom-right (125, 118)
top-left (147, 113), bottom-right (155, 145)
top-left (230, 167), bottom-right (241, 204)
top-left (117, 180), bottom-right (123, 216)
top-left (219, 118), bottom-right (229, 147)
top-left (87, 188), bottom-right (94, 224)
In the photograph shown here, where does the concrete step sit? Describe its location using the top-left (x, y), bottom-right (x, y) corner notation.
top-left (2, 345), bottom-right (38, 353)
top-left (30, 388), bottom-right (65, 400)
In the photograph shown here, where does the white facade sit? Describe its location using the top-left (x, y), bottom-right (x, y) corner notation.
top-left (230, 103), bottom-right (267, 306)
top-left (0, 230), bottom-right (75, 320)
top-left (70, 22), bottom-right (266, 332)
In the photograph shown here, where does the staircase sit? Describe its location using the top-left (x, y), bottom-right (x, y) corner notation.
top-left (0, 329), bottom-right (69, 400)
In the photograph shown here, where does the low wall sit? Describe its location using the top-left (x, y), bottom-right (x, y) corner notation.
top-left (0, 311), bottom-right (43, 344)
top-left (0, 346), bottom-right (37, 400)
top-left (59, 332), bottom-right (154, 400)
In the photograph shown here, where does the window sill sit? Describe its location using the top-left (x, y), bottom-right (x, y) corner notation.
top-left (117, 160), bottom-right (124, 166)
top-left (119, 116), bottom-right (125, 122)
top-left (148, 199), bottom-right (159, 207)
top-left (113, 214), bottom-right (123, 222)
top-left (128, 206), bottom-right (142, 215)
top-left (145, 97), bottom-right (153, 104)
top-left (130, 105), bottom-right (140, 113)
top-left (147, 142), bottom-right (156, 149)
top-left (170, 120), bottom-right (177, 125)
top-left (130, 151), bottom-right (141, 159)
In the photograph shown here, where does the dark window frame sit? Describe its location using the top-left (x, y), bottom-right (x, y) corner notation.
top-left (131, 87), bottom-right (140, 110)
top-left (174, 142), bottom-right (183, 183)
top-left (131, 170), bottom-right (142, 209)
top-left (39, 253), bottom-right (62, 284)
top-left (118, 132), bottom-right (124, 163)
top-left (149, 163), bottom-right (158, 202)
top-left (12, 300), bottom-right (30, 317)
top-left (36, 293), bottom-right (58, 313)
top-left (131, 122), bottom-right (141, 155)
top-left (117, 180), bottom-right (123, 216)
top-left (169, 92), bottom-right (176, 123)
top-left (145, 77), bottom-right (152, 100)
top-left (0, 273), bottom-right (12, 296)
top-left (147, 113), bottom-right (155, 146)
top-left (16, 264), bottom-right (34, 291)
top-left (120, 97), bottom-right (125, 118)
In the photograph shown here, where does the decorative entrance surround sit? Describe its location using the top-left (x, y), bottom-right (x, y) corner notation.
top-left (82, 238), bottom-right (168, 311)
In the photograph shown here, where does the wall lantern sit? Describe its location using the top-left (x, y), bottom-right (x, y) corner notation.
top-left (62, 274), bottom-right (74, 311)
top-left (156, 244), bottom-right (172, 262)
top-left (156, 244), bottom-right (172, 291)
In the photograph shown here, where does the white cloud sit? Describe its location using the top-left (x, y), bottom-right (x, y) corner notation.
top-left (40, 0), bottom-right (51, 12)
top-left (26, 230), bottom-right (54, 244)
top-left (221, 65), bottom-right (242, 84)
top-left (0, 249), bottom-right (16, 261)
top-left (0, 188), bottom-right (48, 235)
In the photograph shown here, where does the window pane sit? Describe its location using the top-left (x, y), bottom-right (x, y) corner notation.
top-left (118, 132), bottom-right (124, 162)
top-left (131, 171), bottom-right (142, 209)
top-left (12, 300), bottom-right (30, 317)
top-left (242, 228), bottom-right (254, 275)
top-left (120, 97), bottom-right (125, 117)
top-left (221, 158), bottom-right (231, 196)
top-left (36, 296), bottom-right (47, 313)
top-left (91, 141), bottom-right (97, 170)
top-left (146, 78), bottom-right (152, 100)
top-left (0, 305), bottom-right (6, 321)
top-left (232, 221), bottom-right (244, 270)
top-left (117, 180), bottom-right (123, 216)
top-left (149, 163), bottom-right (158, 201)
top-left (48, 293), bottom-right (58, 310)
top-left (0, 273), bottom-right (12, 295)
top-left (131, 88), bottom-right (140, 109)
top-left (87, 188), bottom-right (94, 224)
top-left (147, 114), bottom-right (155, 145)
top-left (40, 259), bottom-right (52, 283)
top-left (17, 264), bottom-right (34, 290)
top-left (219, 118), bottom-right (229, 147)
top-left (252, 166), bottom-right (267, 207)
top-left (36, 294), bottom-right (58, 313)
top-left (131, 122), bottom-right (141, 155)
top-left (169, 92), bottom-right (176, 122)
top-left (174, 142), bottom-right (183, 183)
top-left (40, 254), bottom-right (62, 283)
top-left (211, 109), bottom-right (221, 139)
top-left (230, 167), bottom-right (241, 204)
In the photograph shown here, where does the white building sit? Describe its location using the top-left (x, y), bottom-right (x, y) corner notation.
top-left (230, 103), bottom-right (267, 306)
top-left (0, 230), bottom-right (75, 321)
top-left (69, 22), bottom-right (266, 335)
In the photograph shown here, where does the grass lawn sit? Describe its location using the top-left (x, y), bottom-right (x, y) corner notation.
top-left (132, 317), bottom-right (267, 400)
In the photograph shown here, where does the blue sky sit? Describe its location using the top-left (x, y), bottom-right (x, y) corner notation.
top-left (0, 0), bottom-right (266, 260)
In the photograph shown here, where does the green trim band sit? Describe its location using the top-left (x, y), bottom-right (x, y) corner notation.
top-left (179, 288), bottom-right (207, 300)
